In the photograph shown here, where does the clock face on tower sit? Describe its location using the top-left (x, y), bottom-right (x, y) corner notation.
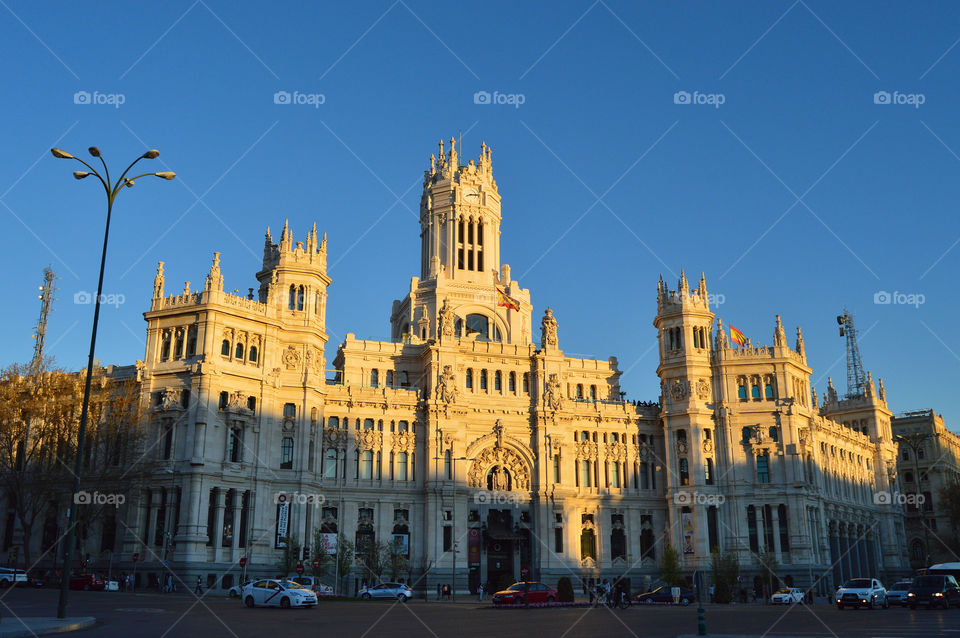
top-left (463, 186), bottom-right (480, 201)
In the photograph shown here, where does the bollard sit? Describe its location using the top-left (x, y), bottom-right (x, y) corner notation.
top-left (697, 604), bottom-right (706, 636)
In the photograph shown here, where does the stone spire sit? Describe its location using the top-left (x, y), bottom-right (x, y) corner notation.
top-left (280, 219), bottom-right (292, 252)
top-left (878, 377), bottom-right (886, 401)
top-left (153, 261), bottom-right (165, 298)
top-left (795, 326), bottom-right (806, 359)
top-left (698, 271), bottom-right (707, 300)
top-left (678, 269), bottom-right (689, 295)
top-left (811, 385), bottom-right (819, 408)
top-left (866, 370), bottom-right (875, 398)
top-left (448, 136), bottom-right (458, 169)
top-left (715, 317), bottom-right (728, 349)
top-left (827, 377), bottom-right (838, 403)
top-left (205, 252), bottom-right (223, 292)
top-left (773, 315), bottom-right (786, 347)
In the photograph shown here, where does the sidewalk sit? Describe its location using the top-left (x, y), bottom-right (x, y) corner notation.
top-left (0, 617), bottom-right (95, 637)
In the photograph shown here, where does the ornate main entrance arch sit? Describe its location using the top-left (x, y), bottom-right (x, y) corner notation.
top-left (466, 446), bottom-right (531, 491)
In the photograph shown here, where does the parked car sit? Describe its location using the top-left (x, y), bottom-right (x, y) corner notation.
top-left (907, 574), bottom-right (960, 609)
top-left (290, 575), bottom-right (334, 594)
top-left (228, 580), bottom-right (252, 598)
top-left (885, 581), bottom-right (913, 606)
top-left (69, 574), bottom-right (106, 591)
top-left (0, 568), bottom-right (28, 588)
top-left (635, 586), bottom-right (697, 605)
top-left (836, 578), bottom-right (888, 609)
top-left (491, 582), bottom-right (558, 605)
top-left (242, 579), bottom-right (317, 608)
top-left (771, 588), bottom-right (805, 604)
top-left (358, 582), bottom-right (413, 601)
top-left (104, 579), bottom-right (120, 592)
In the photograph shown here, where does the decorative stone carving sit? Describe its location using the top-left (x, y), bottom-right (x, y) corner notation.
top-left (702, 438), bottom-right (713, 454)
top-left (541, 308), bottom-right (558, 348)
top-left (575, 440), bottom-right (599, 461)
top-left (544, 373), bottom-right (563, 411)
top-left (356, 429), bottom-right (382, 452)
top-left (226, 390), bottom-right (251, 413)
top-left (696, 378), bottom-right (710, 400)
top-left (467, 446), bottom-right (531, 491)
top-left (606, 442), bottom-right (627, 462)
top-left (669, 378), bottom-right (688, 402)
top-left (637, 442), bottom-right (652, 460)
top-left (493, 420), bottom-right (504, 449)
top-left (392, 430), bottom-right (416, 453)
top-left (797, 427), bottom-right (809, 447)
top-left (436, 365), bottom-right (458, 404)
top-left (282, 345), bottom-right (301, 370)
top-left (676, 439), bottom-right (688, 455)
top-left (438, 299), bottom-right (455, 338)
top-left (323, 427), bottom-right (347, 449)
top-left (158, 388), bottom-right (181, 411)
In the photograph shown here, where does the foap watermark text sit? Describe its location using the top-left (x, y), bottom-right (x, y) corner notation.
top-left (74, 91), bottom-right (125, 108)
top-left (275, 491), bottom-right (326, 505)
top-left (874, 290), bottom-right (925, 308)
top-left (873, 91), bottom-right (925, 108)
top-left (674, 90), bottom-right (725, 108)
top-left (473, 91), bottom-right (525, 108)
top-left (74, 291), bottom-right (125, 308)
top-left (274, 90), bottom-right (325, 108)
top-left (74, 490), bottom-right (125, 507)
top-left (674, 491), bottom-right (726, 506)
top-left (473, 490), bottom-right (520, 507)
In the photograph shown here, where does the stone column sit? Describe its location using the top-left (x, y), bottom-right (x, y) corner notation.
top-left (231, 491), bottom-right (242, 552)
top-left (857, 526), bottom-right (870, 578)
top-left (213, 488), bottom-right (226, 559)
top-left (770, 506), bottom-right (782, 561)
top-left (838, 527), bottom-right (850, 583)
top-left (146, 488), bottom-right (159, 548)
top-left (829, 523), bottom-right (841, 590)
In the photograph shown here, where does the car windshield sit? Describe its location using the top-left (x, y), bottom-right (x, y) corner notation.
top-left (843, 579), bottom-right (872, 588)
top-left (913, 576), bottom-right (941, 587)
top-left (890, 583), bottom-right (909, 591)
top-left (507, 584), bottom-right (526, 591)
top-left (775, 589), bottom-right (791, 594)
top-left (280, 581), bottom-right (304, 589)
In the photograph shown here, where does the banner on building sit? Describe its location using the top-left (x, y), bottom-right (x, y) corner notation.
top-left (681, 511), bottom-right (694, 554)
top-left (468, 528), bottom-right (481, 567)
top-left (276, 502), bottom-right (289, 548)
top-left (321, 532), bottom-right (338, 555)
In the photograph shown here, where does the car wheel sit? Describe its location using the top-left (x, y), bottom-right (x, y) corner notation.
top-left (397, 594), bottom-right (407, 602)
top-left (229, 590), bottom-right (238, 599)
top-left (280, 597), bottom-right (291, 609)
top-left (546, 596), bottom-right (555, 603)
top-left (361, 593), bottom-right (371, 600)
top-left (644, 599), bottom-right (653, 605)
top-left (244, 596), bottom-right (255, 608)
top-left (681, 598), bottom-right (690, 606)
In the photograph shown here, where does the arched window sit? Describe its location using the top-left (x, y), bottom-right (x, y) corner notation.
top-left (480, 370), bottom-right (488, 390)
top-left (221, 339), bottom-right (230, 356)
top-left (363, 419), bottom-right (374, 430)
top-left (590, 385), bottom-right (597, 400)
top-left (235, 343), bottom-right (244, 359)
top-left (327, 416), bottom-right (339, 429)
top-left (280, 437), bottom-right (294, 469)
top-left (523, 373), bottom-right (529, 393)
top-left (396, 452), bottom-right (408, 481)
top-left (465, 314), bottom-right (488, 339)
top-left (576, 384), bottom-right (584, 399)
top-left (400, 371), bottom-right (409, 387)
top-left (370, 369), bottom-right (379, 387)
top-left (765, 383), bottom-right (774, 399)
top-left (737, 382), bottom-right (747, 400)
top-left (360, 450), bottom-right (373, 479)
top-left (249, 346), bottom-right (258, 362)
top-left (297, 285), bottom-right (305, 311)
top-left (161, 339), bottom-right (171, 360)
top-left (509, 372), bottom-right (516, 393)
top-left (288, 285), bottom-right (296, 310)
top-left (751, 384), bottom-right (761, 399)
top-left (174, 333), bottom-right (184, 358)
top-left (494, 371), bottom-right (502, 391)
top-left (580, 527), bottom-right (596, 560)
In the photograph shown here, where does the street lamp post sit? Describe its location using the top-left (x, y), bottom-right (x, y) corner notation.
top-left (51, 147), bottom-right (174, 618)
top-left (894, 432), bottom-right (932, 567)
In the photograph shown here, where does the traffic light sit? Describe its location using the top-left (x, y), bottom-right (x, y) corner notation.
top-left (302, 545), bottom-right (310, 561)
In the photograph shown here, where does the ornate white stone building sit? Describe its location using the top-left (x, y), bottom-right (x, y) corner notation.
top-left (26, 138), bottom-right (911, 595)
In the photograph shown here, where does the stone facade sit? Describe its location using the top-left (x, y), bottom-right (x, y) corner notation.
top-left (10, 138), bottom-right (911, 595)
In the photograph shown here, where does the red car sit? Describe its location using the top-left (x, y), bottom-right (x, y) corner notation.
top-left (492, 582), bottom-right (558, 605)
top-left (69, 574), bottom-right (105, 591)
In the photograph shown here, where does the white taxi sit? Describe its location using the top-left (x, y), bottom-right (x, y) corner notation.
top-left (242, 579), bottom-right (318, 608)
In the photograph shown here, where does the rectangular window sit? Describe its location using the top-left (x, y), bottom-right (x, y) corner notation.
top-left (229, 428), bottom-right (242, 463)
top-left (580, 460), bottom-right (591, 487)
top-left (756, 454), bottom-right (770, 484)
top-left (554, 527), bottom-right (563, 553)
top-left (442, 526), bottom-right (452, 552)
top-left (611, 462), bottom-right (620, 488)
top-left (280, 437), bottom-right (294, 469)
top-left (553, 455), bottom-right (561, 483)
top-left (283, 403), bottom-right (296, 418)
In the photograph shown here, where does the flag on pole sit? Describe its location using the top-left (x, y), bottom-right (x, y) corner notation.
top-left (730, 325), bottom-right (747, 347)
top-left (496, 288), bottom-right (520, 311)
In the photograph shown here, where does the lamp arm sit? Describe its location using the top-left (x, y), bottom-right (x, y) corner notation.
top-left (113, 156), bottom-right (145, 195)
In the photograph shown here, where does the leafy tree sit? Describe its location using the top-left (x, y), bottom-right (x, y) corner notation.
top-left (386, 536), bottom-right (410, 581)
top-left (659, 544), bottom-right (684, 587)
top-left (557, 576), bottom-right (575, 602)
top-left (710, 548), bottom-right (739, 604)
top-left (311, 527), bottom-right (334, 578)
top-left (277, 534), bottom-right (301, 577)
top-left (357, 539), bottom-right (389, 583)
top-left (332, 534), bottom-right (354, 594)
top-left (756, 549), bottom-right (780, 593)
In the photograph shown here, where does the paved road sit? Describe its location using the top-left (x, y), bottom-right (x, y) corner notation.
top-left (2, 589), bottom-right (959, 637)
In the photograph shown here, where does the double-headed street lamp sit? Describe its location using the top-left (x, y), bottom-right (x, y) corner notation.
top-left (51, 147), bottom-right (174, 618)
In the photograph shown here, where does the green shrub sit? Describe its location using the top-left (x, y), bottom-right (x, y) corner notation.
top-left (557, 577), bottom-right (575, 602)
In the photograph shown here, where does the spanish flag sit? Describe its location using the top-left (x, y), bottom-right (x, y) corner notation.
top-left (497, 288), bottom-right (520, 311)
top-left (730, 325), bottom-right (747, 347)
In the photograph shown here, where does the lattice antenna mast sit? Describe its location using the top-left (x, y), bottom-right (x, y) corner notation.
top-left (31, 267), bottom-right (56, 371)
top-left (836, 308), bottom-right (865, 398)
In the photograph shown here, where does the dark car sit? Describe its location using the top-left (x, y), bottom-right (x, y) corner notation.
top-left (69, 573), bottom-right (105, 591)
top-left (907, 575), bottom-right (960, 609)
top-left (491, 582), bottom-right (558, 605)
top-left (635, 586), bottom-right (697, 605)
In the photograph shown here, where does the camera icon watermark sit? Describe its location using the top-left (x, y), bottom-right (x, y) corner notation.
top-left (273, 90), bottom-right (325, 108)
top-left (473, 90), bottom-right (525, 109)
top-left (874, 490), bottom-right (925, 506)
top-left (873, 90), bottom-right (925, 108)
top-left (274, 491), bottom-right (326, 505)
top-left (74, 291), bottom-right (126, 308)
top-left (473, 490), bottom-right (520, 507)
top-left (673, 90), bottom-right (725, 109)
top-left (73, 90), bottom-right (126, 109)
top-left (673, 491), bottom-right (725, 506)
top-left (873, 290), bottom-right (925, 308)
top-left (74, 490), bottom-right (125, 508)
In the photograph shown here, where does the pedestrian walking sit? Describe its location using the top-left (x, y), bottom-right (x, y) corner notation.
top-left (128, 573), bottom-right (134, 592)
top-left (709, 583), bottom-right (715, 603)
top-left (195, 576), bottom-right (203, 595)
top-left (437, 583), bottom-right (442, 600)
top-left (477, 582), bottom-right (484, 602)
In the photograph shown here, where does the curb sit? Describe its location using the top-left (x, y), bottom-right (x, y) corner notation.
top-left (0, 617), bottom-right (96, 637)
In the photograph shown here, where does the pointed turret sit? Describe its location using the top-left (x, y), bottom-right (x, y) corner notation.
top-left (449, 136), bottom-right (458, 169)
top-left (698, 271), bottom-right (707, 300)
top-left (715, 317), bottom-right (728, 349)
top-left (866, 370), bottom-right (876, 398)
top-left (678, 269), bottom-right (689, 294)
top-left (773, 314), bottom-right (786, 347)
top-left (205, 252), bottom-right (223, 292)
top-left (811, 385), bottom-right (818, 408)
top-left (153, 261), bottom-right (165, 298)
top-left (795, 326), bottom-right (806, 359)
top-left (827, 377), bottom-right (838, 403)
top-left (878, 378), bottom-right (886, 401)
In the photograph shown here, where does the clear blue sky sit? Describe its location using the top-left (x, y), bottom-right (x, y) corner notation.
top-left (2, 1), bottom-right (958, 427)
